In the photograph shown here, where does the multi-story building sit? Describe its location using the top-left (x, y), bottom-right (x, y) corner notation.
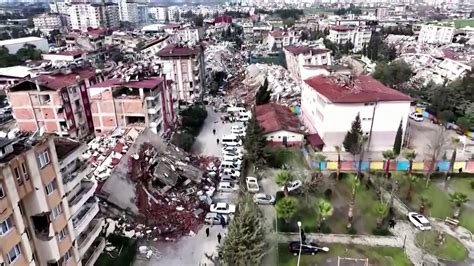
top-left (149, 6), bottom-right (168, 22)
top-left (118, 0), bottom-right (138, 24)
top-left (175, 27), bottom-right (204, 43)
top-left (101, 3), bottom-right (120, 29)
top-left (140, 36), bottom-right (169, 61)
top-left (418, 25), bottom-right (455, 45)
top-left (6, 67), bottom-right (103, 139)
top-left (301, 75), bottom-right (412, 152)
top-left (69, 3), bottom-right (119, 32)
top-left (266, 30), bottom-right (301, 51)
top-left (87, 77), bottom-right (175, 134)
top-left (375, 7), bottom-right (388, 19)
top-left (137, 4), bottom-right (149, 24)
top-left (328, 26), bottom-right (372, 52)
top-left (157, 44), bottom-right (205, 103)
top-left (33, 13), bottom-right (63, 31)
top-left (167, 6), bottom-right (180, 22)
top-left (283, 45), bottom-right (332, 83)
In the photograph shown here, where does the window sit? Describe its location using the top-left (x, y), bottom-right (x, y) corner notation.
top-left (38, 150), bottom-right (50, 168)
top-left (14, 167), bottom-right (22, 185)
top-left (7, 244), bottom-right (21, 263)
top-left (51, 204), bottom-right (62, 220)
top-left (0, 216), bottom-right (13, 235)
top-left (58, 228), bottom-right (67, 241)
top-left (0, 183), bottom-right (4, 199)
top-left (45, 179), bottom-right (57, 195)
top-left (64, 249), bottom-right (72, 262)
top-left (21, 163), bottom-right (28, 180)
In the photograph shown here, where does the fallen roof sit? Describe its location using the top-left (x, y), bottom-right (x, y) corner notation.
top-left (304, 75), bottom-right (412, 103)
top-left (141, 35), bottom-right (169, 50)
top-left (90, 77), bottom-right (165, 89)
top-left (36, 68), bottom-right (97, 90)
top-left (255, 103), bottom-right (302, 134)
top-left (54, 137), bottom-right (82, 161)
top-left (157, 44), bottom-right (201, 57)
top-left (284, 45), bottom-right (330, 56)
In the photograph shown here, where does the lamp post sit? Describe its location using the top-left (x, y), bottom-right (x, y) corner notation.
top-left (297, 221), bottom-right (302, 266)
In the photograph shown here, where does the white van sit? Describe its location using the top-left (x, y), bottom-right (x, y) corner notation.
top-left (238, 111), bottom-right (251, 122)
top-left (227, 106), bottom-right (246, 113)
top-left (221, 134), bottom-right (242, 147)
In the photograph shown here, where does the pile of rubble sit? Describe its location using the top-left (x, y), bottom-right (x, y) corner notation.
top-left (204, 42), bottom-right (247, 80)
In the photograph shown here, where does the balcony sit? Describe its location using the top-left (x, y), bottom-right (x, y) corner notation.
top-left (68, 181), bottom-right (98, 215)
top-left (63, 160), bottom-right (90, 194)
top-left (82, 237), bottom-right (106, 266)
top-left (78, 218), bottom-right (104, 258)
top-left (147, 104), bottom-right (161, 114)
top-left (72, 199), bottom-right (99, 236)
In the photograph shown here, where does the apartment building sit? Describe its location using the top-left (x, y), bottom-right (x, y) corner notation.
top-left (328, 26), bottom-right (372, 52)
top-left (118, 0), bottom-right (139, 24)
top-left (157, 44), bottom-right (205, 103)
top-left (33, 13), bottom-right (63, 31)
top-left (301, 75), bottom-right (412, 152)
top-left (69, 3), bottom-right (120, 32)
top-left (140, 36), bottom-right (169, 61)
top-left (175, 27), bottom-right (204, 43)
top-left (6, 67), bottom-right (103, 139)
top-left (283, 45), bottom-right (332, 83)
top-left (266, 30), bottom-right (301, 51)
top-left (88, 77), bottom-right (175, 134)
top-left (418, 25), bottom-right (455, 45)
top-left (149, 6), bottom-right (168, 22)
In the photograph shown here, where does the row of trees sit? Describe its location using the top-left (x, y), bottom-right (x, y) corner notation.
top-left (300, 28), bottom-right (329, 42)
top-left (334, 4), bottom-right (362, 15)
top-left (173, 105), bottom-right (207, 151)
top-left (0, 44), bottom-right (43, 67)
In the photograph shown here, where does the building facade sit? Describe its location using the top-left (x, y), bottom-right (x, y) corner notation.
top-left (69, 3), bottom-right (119, 32)
top-left (157, 44), bottom-right (205, 103)
top-left (175, 27), bottom-right (204, 43)
top-left (6, 67), bottom-right (103, 139)
top-left (328, 26), bottom-right (372, 52)
top-left (33, 13), bottom-right (63, 31)
top-left (118, 0), bottom-right (138, 24)
top-left (266, 30), bottom-right (301, 51)
top-left (283, 45), bottom-right (332, 83)
top-left (149, 6), bottom-right (168, 22)
top-left (88, 77), bottom-right (175, 134)
top-left (301, 75), bottom-right (412, 152)
top-left (418, 25), bottom-right (455, 45)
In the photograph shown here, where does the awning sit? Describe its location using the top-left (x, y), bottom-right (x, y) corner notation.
top-left (307, 133), bottom-right (324, 148)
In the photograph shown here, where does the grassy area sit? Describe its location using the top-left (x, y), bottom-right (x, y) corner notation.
top-left (449, 177), bottom-right (474, 200)
top-left (454, 19), bottom-right (474, 28)
top-left (278, 243), bottom-right (412, 266)
top-left (393, 173), bottom-right (474, 232)
top-left (265, 147), bottom-right (308, 169)
top-left (415, 231), bottom-right (468, 262)
top-left (276, 194), bottom-right (319, 233)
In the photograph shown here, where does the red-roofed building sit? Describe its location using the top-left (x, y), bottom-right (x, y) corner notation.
top-left (214, 15), bottom-right (232, 28)
top-left (283, 45), bottom-right (332, 83)
top-left (255, 103), bottom-right (304, 146)
top-left (6, 67), bottom-right (104, 139)
top-left (301, 75), bottom-right (412, 152)
top-left (266, 30), bottom-right (301, 50)
top-left (157, 44), bottom-right (205, 103)
top-left (88, 77), bottom-right (175, 134)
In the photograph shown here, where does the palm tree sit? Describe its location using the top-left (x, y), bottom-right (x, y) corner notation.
top-left (276, 170), bottom-right (294, 197)
top-left (314, 153), bottom-right (326, 177)
top-left (382, 150), bottom-right (396, 178)
top-left (405, 174), bottom-right (417, 202)
top-left (419, 196), bottom-right (429, 214)
top-left (347, 176), bottom-right (360, 229)
top-left (449, 192), bottom-right (469, 219)
top-left (375, 202), bottom-right (388, 228)
top-left (317, 199), bottom-right (334, 230)
top-left (449, 137), bottom-right (460, 175)
top-left (275, 197), bottom-right (298, 223)
top-left (402, 149), bottom-right (417, 175)
top-left (334, 145), bottom-right (342, 180)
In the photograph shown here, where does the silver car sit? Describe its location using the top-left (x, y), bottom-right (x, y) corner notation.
top-left (253, 193), bottom-right (275, 205)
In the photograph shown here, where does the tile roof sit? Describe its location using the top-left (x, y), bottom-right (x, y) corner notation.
top-left (36, 68), bottom-right (97, 90)
top-left (269, 30), bottom-right (288, 38)
top-left (304, 75), bottom-right (412, 103)
top-left (214, 15), bottom-right (232, 24)
top-left (284, 45), bottom-right (330, 55)
top-left (331, 25), bottom-right (353, 31)
top-left (255, 103), bottom-right (302, 134)
top-left (157, 44), bottom-right (201, 57)
top-left (90, 77), bottom-right (165, 89)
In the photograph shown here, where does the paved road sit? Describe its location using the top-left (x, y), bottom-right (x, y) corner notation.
top-left (279, 232), bottom-right (402, 248)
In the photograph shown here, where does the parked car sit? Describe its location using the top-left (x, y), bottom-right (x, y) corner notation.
top-left (288, 241), bottom-right (329, 256)
top-left (222, 146), bottom-right (242, 154)
top-left (220, 168), bottom-right (240, 178)
top-left (205, 213), bottom-right (229, 225)
top-left (210, 202), bottom-right (236, 214)
top-left (217, 181), bottom-right (239, 193)
top-left (231, 126), bottom-right (246, 137)
top-left (280, 180), bottom-right (303, 193)
top-left (223, 152), bottom-right (243, 160)
top-left (246, 176), bottom-right (260, 193)
top-left (253, 193), bottom-right (275, 205)
top-left (409, 112), bottom-right (423, 122)
top-left (408, 212), bottom-right (432, 230)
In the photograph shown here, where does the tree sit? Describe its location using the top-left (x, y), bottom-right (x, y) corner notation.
top-left (372, 61), bottom-right (413, 88)
top-left (275, 197), bottom-right (298, 223)
top-left (393, 120), bottom-right (403, 156)
top-left (449, 192), bottom-right (468, 219)
top-left (255, 78), bottom-right (271, 105)
top-left (343, 40), bottom-right (354, 54)
top-left (244, 116), bottom-right (267, 168)
top-left (193, 14), bottom-right (204, 27)
top-left (382, 150), bottom-right (396, 178)
top-left (219, 195), bottom-right (266, 265)
top-left (275, 170), bottom-right (294, 197)
top-left (343, 114), bottom-right (363, 157)
top-left (314, 153), bottom-right (326, 177)
top-left (317, 199), bottom-right (334, 230)
top-left (402, 149), bottom-right (417, 175)
top-left (27, 17), bottom-right (34, 28)
top-left (405, 174), bottom-right (417, 202)
top-left (426, 127), bottom-right (449, 187)
top-left (334, 145), bottom-right (342, 180)
top-left (449, 137), bottom-right (460, 175)
top-left (375, 202), bottom-right (388, 228)
top-left (347, 176), bottom-right (360, 229)
top-left (173, 132), bottom-right (194, 151)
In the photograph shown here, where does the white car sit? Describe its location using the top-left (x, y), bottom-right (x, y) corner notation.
top-left (223, 152), bottom-right (243, 160)
top-left (280, 180), bottom-right (303, 193)
top-left (210, 202), bottom-right (236, 214)
top-left (205, 212), bottom-right (229, 225)
top-left (409, 112), bottom-right (423, 122)
top-left (220, 168), bottom-right (240, 178)
top-left (222, 146), bottom-right (242, 154)
top-left (408, 212), bottom-right (432, 230)
top-left (221, 175), bottom-right (238, 183)
top-left (253, 193), bottom-right (275, 205)
top-left (217, 182), bottom-right (239, 193)
top-left (231, 126), bottom-right (246, 137)
top-left (246, 176), bottom-right (260, 193)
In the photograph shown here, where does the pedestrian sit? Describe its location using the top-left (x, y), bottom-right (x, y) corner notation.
top-left (221, 217), bottom-right (226, 228)
top-left (206, 227), bottom-right (210, 237)
top-left (216, 138), bottom-right (220, 144)
top-left (213, 129), bottom-right (216, 135)
top-left (217, 233), bottom-right (222, 244)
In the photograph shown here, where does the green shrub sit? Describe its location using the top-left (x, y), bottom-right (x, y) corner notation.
top-left (264, 147), bottom-right (293, 168)
top-left (347, 227), bottom-right (357, 235)
top-left (372, 227), bottom-right (391, 236)
top-left (275, 191), bottom-right (285, 202)
top-left (319, 223), bottom-right (331, 234)
top-left (172, 132), bottom-right (195, 151)
top-left (324, 189), bottom-right (332, 199)
top-left (471, 181), bottom-right (474, 189)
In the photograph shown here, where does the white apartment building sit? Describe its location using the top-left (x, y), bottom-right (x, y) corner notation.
top-left (418, 25), bottom-right (455, 45)
top-left (175, 27), bottom-right (204, 43)
top-left (168, 6), bottom-right (180, 22)
top-left (283, 45), bottom-right (332, 83)
top-left (119, 0), bottom-right (139, 24)
top-left (328, 26), bottom-right (372, 52)
top-left (301, 75), bottom-right (412, 152)
top-left (157, 44), bottom-right (205, 103)
top-left (33, 13), bottom-right (63, 31)
top-left (137, 4), bottom-right (149, 23)
top-left (149, 6), bottom-right (168, 22)
top-left (50, 1), bottom-right (70, 15)
top-left (69, 3), bottom-right (119, 32)
top-left (266, 30), bottom-right (301, 51)
top-left (435, 58), bottom-right (471, 81)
